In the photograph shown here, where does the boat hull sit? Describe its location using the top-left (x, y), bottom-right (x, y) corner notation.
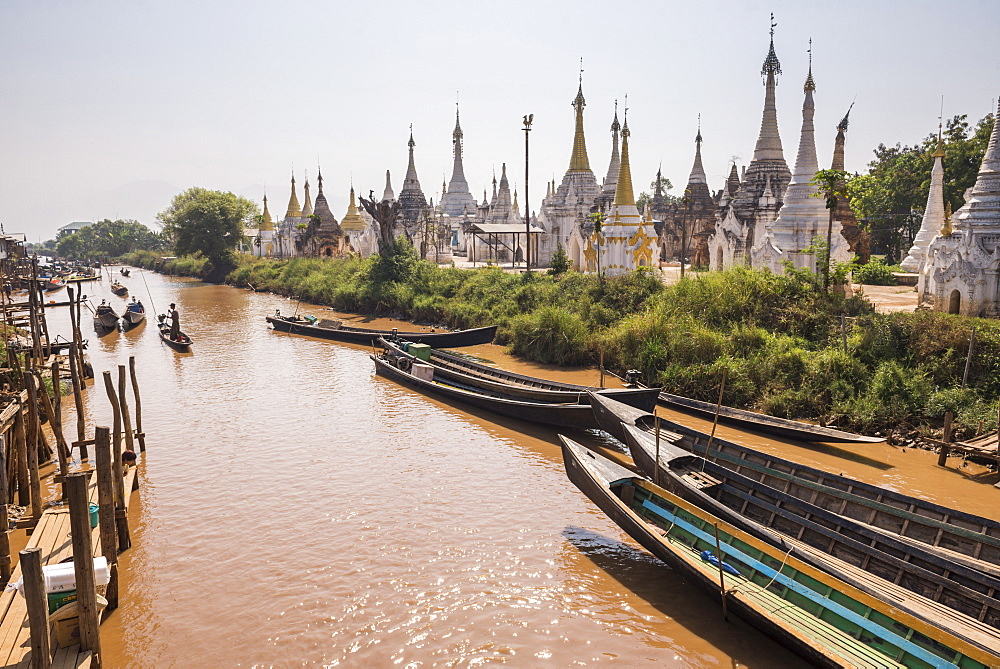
top-left (267, 315), bottom-right (496, 347)
top-left (657, 391), bottom-right (882, 443)
top-left (158, 323), bottom-right (192, 351)
top-left (378, 338), bottom-right (661, 412)
top-left (372, 353), bottom-right (598, 429)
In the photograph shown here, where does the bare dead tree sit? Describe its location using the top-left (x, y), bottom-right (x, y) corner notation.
top-left (359, 191), bottom-right (403, 252)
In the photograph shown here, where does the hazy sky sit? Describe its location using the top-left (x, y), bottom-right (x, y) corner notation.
top-left (2, 0), bottom-right (998, 242)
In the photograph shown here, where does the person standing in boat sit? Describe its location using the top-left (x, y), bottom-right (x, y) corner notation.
top-left (169, 303), bottom-right (180, 339)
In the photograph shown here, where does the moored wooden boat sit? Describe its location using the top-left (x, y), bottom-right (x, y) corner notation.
top-left (560, 437), bottom-right (1000, 668)
top-left (618, 421), bottom-right (1000, 632)
top-left (371, 352), bottom-right (601, 429)
top-left (589, 391), bottom-right (1000, 578)
top-left (654, 390), bottom-right (883, 444)
top-left (378, 337), bottom-right (660, 412)
top-left (93, 303), bottom-right (119, 331)
top-left (157, 314), bottom-right (192, 351)
top-left (267, 312), bottom-right (496, 347)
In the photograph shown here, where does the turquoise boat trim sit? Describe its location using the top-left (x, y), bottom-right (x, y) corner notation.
top-left (640, 497), bottom-right (962, 669)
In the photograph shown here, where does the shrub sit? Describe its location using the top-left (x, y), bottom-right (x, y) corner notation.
top-left (852, 259), bottom-right (897, 285)
top-left (506, 306), bottom-right (589, 366)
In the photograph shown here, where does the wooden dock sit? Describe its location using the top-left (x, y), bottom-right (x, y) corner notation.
top-left (0, 461), bottom-right (139, 667)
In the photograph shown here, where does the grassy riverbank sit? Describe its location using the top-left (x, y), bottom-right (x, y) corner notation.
top-left (122, 250), bottom-right (1000, 438)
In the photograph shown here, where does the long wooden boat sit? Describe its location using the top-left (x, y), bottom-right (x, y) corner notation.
top-left (93, 303), bottom-right (119, 331)
top-left (618, 421), bottom-right (1000, 631)
top-left (378, 337), bottom-right (660, 412)
top-left (589, 391), bottom-right (1000, 577)
top-left (268, 313), bottom-right (497, 348)
top-left (372, 352), bottom-right (605, 429)
top-left (656, 390), bottom-right (883, 444)
top-left (110, 281), bottom-right (128, 296)
top-left (560, 437), bottom-right (1000, 668)
top-left (157, 315), bottom-right (192, 351)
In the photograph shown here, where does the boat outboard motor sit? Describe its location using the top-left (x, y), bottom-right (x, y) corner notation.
top-left (624, 369), bottom-right (642, 388)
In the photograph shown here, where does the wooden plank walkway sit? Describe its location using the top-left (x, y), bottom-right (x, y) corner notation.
top-left (0, 464), bottom-right (138, 668)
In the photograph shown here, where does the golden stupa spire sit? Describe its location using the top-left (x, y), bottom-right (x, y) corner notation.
top-left (940, 200), bottom-right (953, 236)
top-left (261, 192), bottom-right (274, 232)
top-left (341, 182), bottom-right (367, 231)
top-left (568, 59), bottom-right (591, 172)
top-left (285, 168), bottom-right (302, 219)
top-left (613, 100), bottom-right (635, 207)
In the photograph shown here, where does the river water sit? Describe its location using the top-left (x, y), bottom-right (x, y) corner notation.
top-left (38, 270), bottom-right (1000, 667)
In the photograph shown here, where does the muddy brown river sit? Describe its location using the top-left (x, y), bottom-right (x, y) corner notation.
top-left (37, 271), bottom-right (1000, 667)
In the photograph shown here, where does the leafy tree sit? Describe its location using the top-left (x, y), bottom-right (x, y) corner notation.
top-left (812, 169), bottom-right (852, 289)
top-left (157, 188), bottom-right (258, 276)
top-left (849, 112), bottom-right (994, 261)
top-left (548, 242), bottom-right (571, 275)
top-left (54, 218), bottom-right (167, 260)
top-left (636, 191), bottom-right (651, 213)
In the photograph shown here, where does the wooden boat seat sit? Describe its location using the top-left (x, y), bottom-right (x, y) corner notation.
top-left (671, 461), bottom-right (723, 491)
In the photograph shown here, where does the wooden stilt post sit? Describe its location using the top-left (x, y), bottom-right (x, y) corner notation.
top-left (49, 364), bottom-right (70, 491)
top-left (94, 426), bottom-right (118, 611)
top-left (0, 435), bottom-right (11, 582)
top-left (24, 375), bottom-right (42, 520)
top-left (962, 327), bottom-right (976, 389)
top-left (65, 473), bottom-right (102, 660)
top-left (129, 356), bottom-right (145, 452)
top-left (20, 547), bottom-right (51, 669)
top-left (68, 331), bottom-right (87, 460)
top-left (102, 372), bottom-right (130, 551)
top-left (117, 366), bottom-right (134, 454)
top-left (938, 411), bottom-right (953, 466)
top-left (599, 350), bottom-right (605, 389)
top-left (840, 313), bottom-right (848, 354)
top-left (14, 403), bottom-right (29, 507)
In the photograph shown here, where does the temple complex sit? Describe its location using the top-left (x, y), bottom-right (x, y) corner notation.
top-left (920, 100), bottom-right (1000, 315)
top-left (536, 75), bottom-right (601, 268)
top-left (656, 120), bottom-right (716, 266)
top-left (398, 128), bottom-right (429, 235)
top-left (729, 23), bottom-right (792, 254)
top-left (440, 106), bottom-right (478, 217)
top-left (303, 168), bottom-right (345, 257)
top-left (903, 126), bottom-right (947, 274)
top-left (752, 53), bottom-right (850, 272)
top-left (583, 113), bottom-right (659, 276)
top-left (830, 106), bottom-right (869, 263)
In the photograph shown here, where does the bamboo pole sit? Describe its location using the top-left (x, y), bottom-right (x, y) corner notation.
top-left (49, 364), bottom-right (70, 489)
top-left (24, 375), bottom-right (42, 520)
top-left (102, 372), bottom-right (130, 551)
top-left (0, 435), bottom-right (10, 582)
top-left (117, 366), bottom-right (134, 454)
top-left (20, 547), bottom-right (51, 669)
top-left (68, 326), bottom-right (87, 460)
top-left (14, 404), bottom-right (29, 507)
top-left (66, 473), bottom-right (102, 660)
top-left (707, 368), bottom-right (728, 453)
top-left (654, 413), bottom-right (661, 486)
top-left (712, 523), bottom-right (729, 622)
top-left (129, 356), bottom-right (145, 452)
top-left (962, 327), bottom-right (976, 389)
top-left (94, 426), bottom-right (118, 611)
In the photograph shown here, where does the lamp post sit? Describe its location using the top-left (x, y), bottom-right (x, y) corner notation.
top-left (523, 114), bottom-right (533, 271)
top-left (680, 189), bottom-right (691, 279)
